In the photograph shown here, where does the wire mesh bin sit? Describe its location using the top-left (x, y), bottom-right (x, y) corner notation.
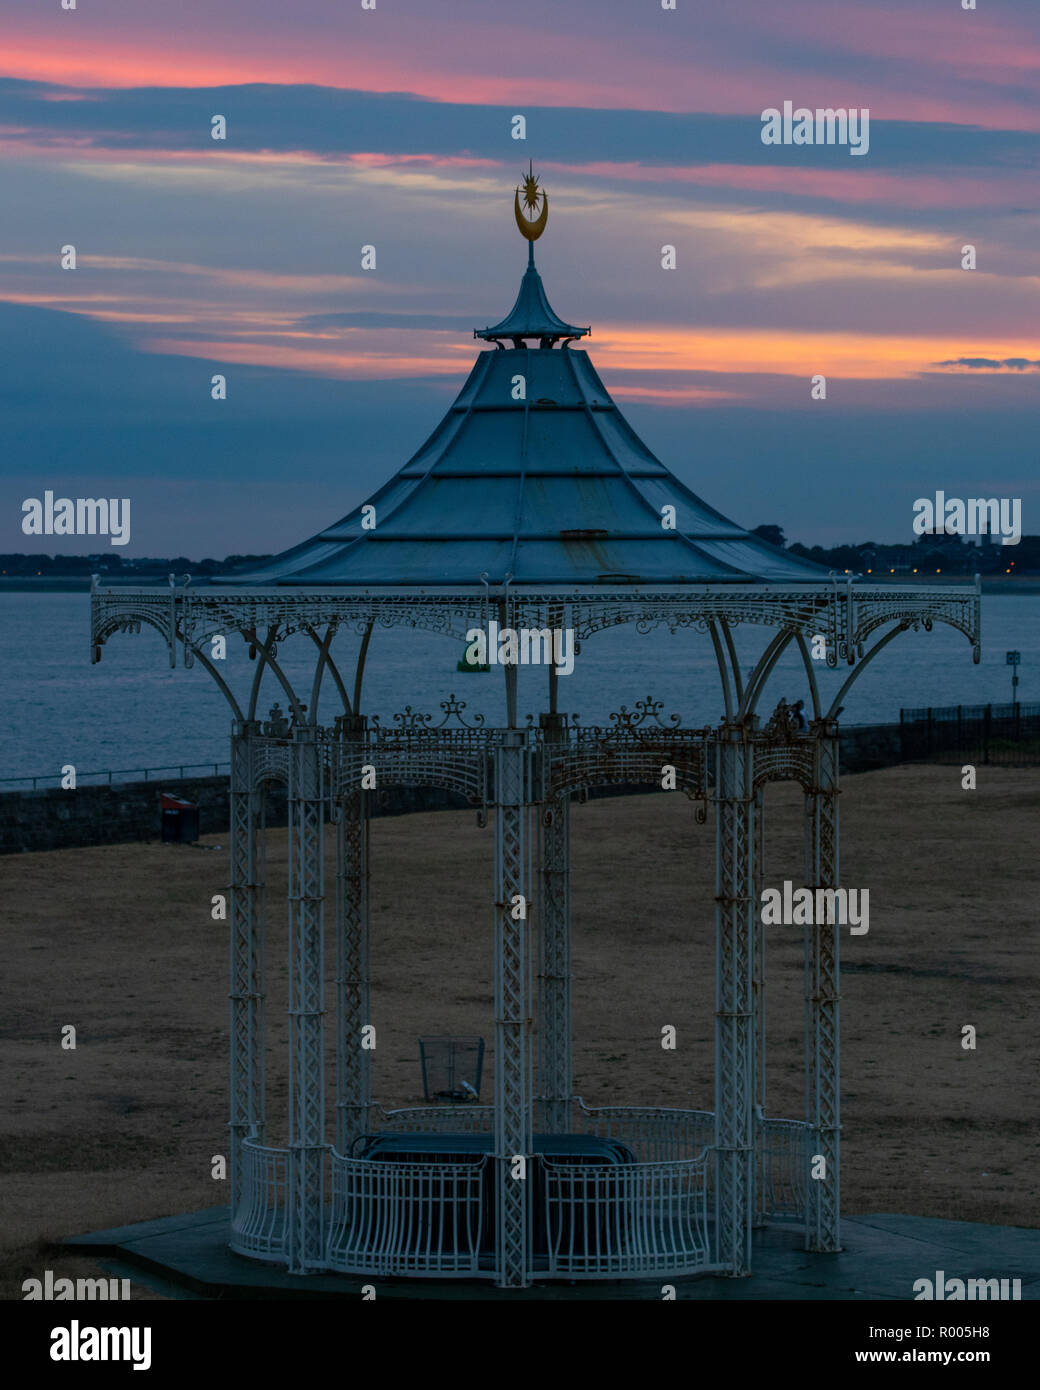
top-left (419, 1036), bottom-right (485, 1102)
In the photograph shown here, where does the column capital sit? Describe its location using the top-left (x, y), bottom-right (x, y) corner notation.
top-left (808, 717), bottom-right (840, 739)
top-left (717, 718), bottom-right (757, 741)
top-left (538, 712), bottom-right (567, 742)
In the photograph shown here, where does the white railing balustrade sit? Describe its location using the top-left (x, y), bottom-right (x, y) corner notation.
top-left (378, 1104), bottom-right (494, 1135)
top-left (326, 1151), bottom-right (488, 1277)
top-left (230, 1104), bottom-right (811, 1278)
top-left (543, 1156), bottom-right (712, 1277)
top-left (230, 1138), bottom-right (289, 1259)
top-left (757, 1117), bottom-right (811, 1220)
top-left (575, 1100), bottom-right (715, 1164)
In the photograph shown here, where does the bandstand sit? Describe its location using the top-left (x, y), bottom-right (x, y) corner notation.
top-left (90, 171), bottom-right (980, 1289)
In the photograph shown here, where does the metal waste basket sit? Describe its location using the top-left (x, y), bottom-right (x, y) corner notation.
top-left (419, 1035), bottom-right (485, 1102)
top-left (160, 791), bottom-right (200, 843)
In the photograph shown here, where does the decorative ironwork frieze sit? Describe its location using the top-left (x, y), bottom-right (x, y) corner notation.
top-left (230, 699), bottom-right (832, 818)
top-left (91, 581), bottom-right (981, 682)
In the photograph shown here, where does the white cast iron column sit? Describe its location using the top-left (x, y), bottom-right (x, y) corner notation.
top-left (714, 722), bottom-right (756, 1275)
top-left (493, 728), bottom-right (533, 1288)
top-left (287, 727), bottom-right (327, 1272)
top-left (538, 712), bottom-right (571, 1135)
top-left (228, 720), bottom-right (265, 1214)
top-left (805, 721), bottom-right (841, 1252)
top-left (751, 779), bottom-right (767, 1225)
top-left (334, 715), bottom-right (370, 1155)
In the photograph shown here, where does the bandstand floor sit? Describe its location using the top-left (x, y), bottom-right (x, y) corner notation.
top-left (63, 1207), bottom-right (1040, 1300)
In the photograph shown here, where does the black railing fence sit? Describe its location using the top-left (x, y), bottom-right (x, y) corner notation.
top-left (899, 702), bottom-right (1040, 766)
top-left (0, 761), bottom-right (229, 791)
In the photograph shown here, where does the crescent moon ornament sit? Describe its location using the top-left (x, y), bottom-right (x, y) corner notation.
top-left (514, 163), bottom-right (548, 241)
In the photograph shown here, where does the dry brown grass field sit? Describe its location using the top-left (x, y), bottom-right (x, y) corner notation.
top-left (2, 763), bottom-right (1038, 1299)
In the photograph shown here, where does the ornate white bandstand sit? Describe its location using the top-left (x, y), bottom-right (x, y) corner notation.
top-left (90, 172), bottom-right (979, 1288)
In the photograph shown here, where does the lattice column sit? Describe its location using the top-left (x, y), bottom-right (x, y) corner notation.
top-left (752, 780), bottom-right (767, 1225)
top-left (538, 714), bottom-right (571, 1134)
top-left (228, 721), bottom-right (265, 1215)
top-left (334, 715), bottom-right (370, 1155)
top-left (804, 722), bottom-right (841, 1252)
top-left (493, 730), bottom-right (533, 1288)
top-left (287, 729), bottom-right (327, 1273)
top-left (713, 724), bottom-right (756, 1276)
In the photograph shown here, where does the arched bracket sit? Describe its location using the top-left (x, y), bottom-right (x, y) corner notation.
top-left (709, 620), bottom-right (735, 723)
top-left (242, 627), bottom-right (307, 725)
top-left (174, 628), bottom-right (245, 722)
top-left (247, 625), bottom-right (279, 722)
top-left (353, 622), bottom-right (374, 716)
top-left (793, 632), bottom-right (822, 723)
top-left (304, 624), bottom-right (352, 721)
top-left (719, 619), bottom-right (744, 707)
top-left (823, 620), bottom-right (911, 722)
top-left (739, 627), bottom-right (796, 722)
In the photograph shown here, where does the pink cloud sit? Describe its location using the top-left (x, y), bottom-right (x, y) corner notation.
top-left (2, 0), bottom-right (1037, 131)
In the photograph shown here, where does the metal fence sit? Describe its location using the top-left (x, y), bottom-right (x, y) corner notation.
top-left (232, 1103), bottom-right (811, 1280)
top-left (230, 1138), bottom-right (289, 1260)
top-left (575, 1101), bottom-right (714, 1164)
top-left (0, 760), bottom-right (229, 791)
top-left (543, 1155), bottom-right (712, 1278)
top-left (899, 702), bottom-right (1040, 766)
top-left (756, 1117), bottom-right (810, 1222)
top-left (378, 1104), bottom-right (494, 1135)
top-left (326, 1152), bottom-right (487, 1277)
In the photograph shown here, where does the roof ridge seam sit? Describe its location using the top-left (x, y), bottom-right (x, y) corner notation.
top-left (507, 347), bottom-right (531, 580)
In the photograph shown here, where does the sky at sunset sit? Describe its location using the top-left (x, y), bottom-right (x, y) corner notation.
top-left (1, 0), bottom-right (1037, 555)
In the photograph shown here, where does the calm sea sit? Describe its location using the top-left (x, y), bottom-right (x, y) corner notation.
top-left (1, 591), bottom-right (1035, 784)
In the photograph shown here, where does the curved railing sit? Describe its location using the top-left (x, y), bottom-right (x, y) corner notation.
top-left (574, 1100), bottom-right (715, 1164)
top-left (326, 1151), bottom-right (488, 1277)
top-left (757, 1116), bottom-right (810, 1220)
top-left (231, 1103), bottom-right (812, 1278)
top-left (542, 1154), bottom-right (712, 1277)
top-left (230, 1137), bottom-right (289, 1260)
top-left (377, 1104), bottom-right (494, 1135)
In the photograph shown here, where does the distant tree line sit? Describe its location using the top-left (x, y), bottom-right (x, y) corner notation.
top-left (750, 527), bottom-right (1039, 575)
top-left (3, 533), bottom-right (1039, 578)
top-left (0, 553), bottom-right (272, 576)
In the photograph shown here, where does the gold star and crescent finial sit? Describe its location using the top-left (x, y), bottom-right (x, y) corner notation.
top-left (514, 160), bottom-right (548, 241)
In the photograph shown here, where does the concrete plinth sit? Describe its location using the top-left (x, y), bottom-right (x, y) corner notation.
top-left (63, 1208), bottom-right (1040, 1301)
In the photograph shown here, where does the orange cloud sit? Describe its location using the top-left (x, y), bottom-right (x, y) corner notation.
top-left (133, 320), bottom-right (1040, 387)
top-left (590, 325), bottom-right (1040, 381)
top-left (608, 384), bottom-right (743, 405)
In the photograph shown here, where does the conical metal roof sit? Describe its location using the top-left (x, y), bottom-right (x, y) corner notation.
top-left (223, 195), bottom-right (831, 590)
